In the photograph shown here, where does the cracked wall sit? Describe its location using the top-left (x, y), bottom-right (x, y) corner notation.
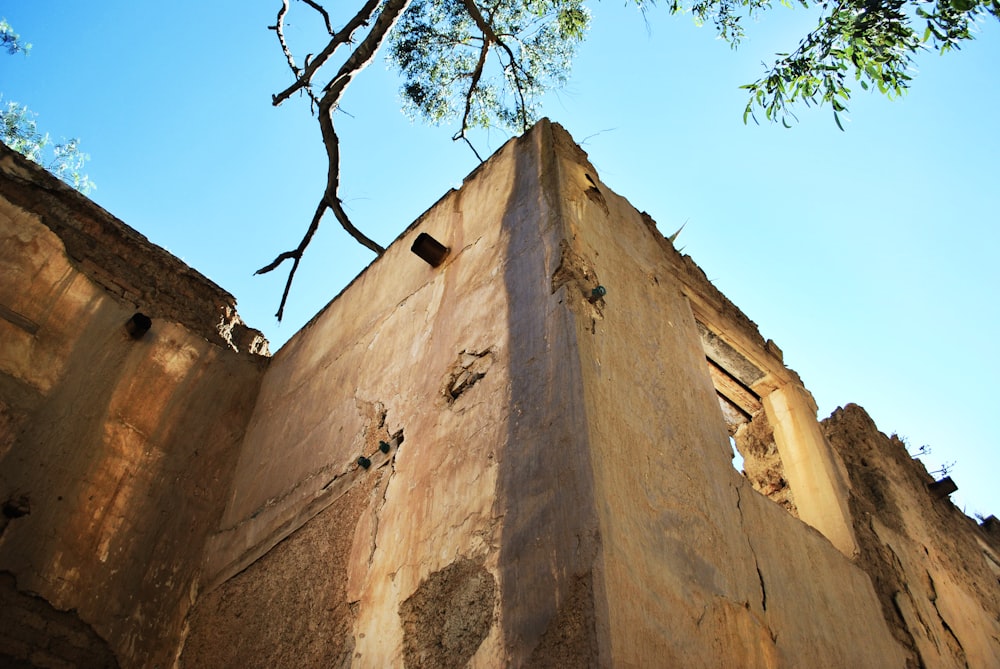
top-left (182, 121), bottom-right (959, 667)
top-left (825, 404), bottom-right (1000, 668)
top-left (546, 123), bottom-right (906, 666)
top-left (0, 145), bottom-right (268, 667)
top-left (3, 124), bottom-right (999, 668)
top-left (732, 410), bottom-right (798, 516)
top-left (399, 558), bottom-right (497, 669)
top-left (180, 480), bottom-right (370, 667)
top-left (189, 129), bottom-right (522, 666)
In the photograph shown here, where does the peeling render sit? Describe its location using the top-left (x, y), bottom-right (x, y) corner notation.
top-left (1, 124), bottom-right (998, 668)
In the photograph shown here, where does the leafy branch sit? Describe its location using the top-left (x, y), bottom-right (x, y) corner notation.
top-left (738, 0), bottom-right (1000, 127)
top-left (0, 19), bottom-right (94, 194)
top-left (257, 0), bottom-right (997, 318)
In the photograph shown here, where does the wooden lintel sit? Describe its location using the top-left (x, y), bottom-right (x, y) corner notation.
top-left (707, 359), bottom-right (762, 416)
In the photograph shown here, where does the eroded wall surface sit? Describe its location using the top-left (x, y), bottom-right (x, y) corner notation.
top-left (3, 124), bottom-right (999, 668)
top-left (825, 404), bottom-right (1000, 668)
top-left (541, 126), bottom-right (907, 667)
top-left (0, 147), bottom-right (267, 667)
top-left (181, 121), bottom-right (998, 668)
top-left (186, 124), bottom-right (531, 666)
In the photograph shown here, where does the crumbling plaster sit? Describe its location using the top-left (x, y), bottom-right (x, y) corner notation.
top-left (0, 147), bottom-right (267, 667)
top-left (187, 122), bottom-right (914, 667)
top-left (1, 122), bottom-right (998, 669)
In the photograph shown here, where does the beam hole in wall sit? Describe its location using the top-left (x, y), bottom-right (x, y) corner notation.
top-left (125, 312), bottom-right (152, 338)
top-left (411, 232), bottom-right (450, 267)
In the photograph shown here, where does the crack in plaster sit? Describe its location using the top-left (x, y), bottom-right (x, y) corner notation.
top-left (926, 569), bottom-right (969, 666)
top-left (223, 402), bottom-right (393, 533)
top-left (234, 461), bottom-right (342, 527)
top-left (735, 483), bottom-right (768, 613)
top-left (550, 240), bottom-right (605, 332)
top-left (367, 450), bottom-right (397, 568)
top-left (873, 521), bottom-right (933, 667)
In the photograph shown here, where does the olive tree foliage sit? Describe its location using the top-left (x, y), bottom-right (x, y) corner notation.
top-left (0, 19), bottom-right (94, 194)
top-left (258, 0), bottom-right (997, 319)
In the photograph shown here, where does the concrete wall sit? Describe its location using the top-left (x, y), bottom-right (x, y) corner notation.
top-left (2, 124), bottom-right (998, 668)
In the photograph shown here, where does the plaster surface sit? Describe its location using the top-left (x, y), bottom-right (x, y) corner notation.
top-left (1, 125), bottom-right (998, 668)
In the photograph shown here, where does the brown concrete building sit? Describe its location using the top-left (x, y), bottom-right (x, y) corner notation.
top-left (1, 120), bottom-right (998, 668)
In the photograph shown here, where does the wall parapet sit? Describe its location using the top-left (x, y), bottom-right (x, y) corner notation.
top-left (0, 145), bottom-right (268, 355)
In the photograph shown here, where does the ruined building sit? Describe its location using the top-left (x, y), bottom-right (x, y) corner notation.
top-left (1, 120), bottom-right (999, 668)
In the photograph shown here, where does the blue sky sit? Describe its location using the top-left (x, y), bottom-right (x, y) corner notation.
top-left (3, 1), bottom-right (998, 517)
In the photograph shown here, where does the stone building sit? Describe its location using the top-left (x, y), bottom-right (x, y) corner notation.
top-left (1, 120), bottom-right (998, 668)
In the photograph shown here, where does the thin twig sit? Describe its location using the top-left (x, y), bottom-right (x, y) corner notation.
top-left (452, 39), bottom-right (491, 162)
top-left (255, 201), bottom-right (325, 320)
top-left (455, 134), bottom-right (485, 162)
top-left (301, 0), bottom-right (336, 35)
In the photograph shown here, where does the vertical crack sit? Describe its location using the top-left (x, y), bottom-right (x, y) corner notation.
top-left (367, 429), bottom-right (402, 567)
top-left (925, 570), bottom-right (969, 667)
top-left (735, 484), bottom-right (767, 612)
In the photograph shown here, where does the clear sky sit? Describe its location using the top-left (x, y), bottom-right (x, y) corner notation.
top-left (3, 2), bottom-right (998, 517)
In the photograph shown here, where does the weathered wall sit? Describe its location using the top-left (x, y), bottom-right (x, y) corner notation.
top-left (825, 404), bottom-right (1000, 668)
top-left (181, 481), bottom-right (371, 666)
top-left (181, 121), bottom-right (999, 668)
top-left (541, 125), bottom-right (908, 667)
top-left (3, 124), bottom-right (999, 668)
top-left (0, 146), bottom-right (267, 667)
top-left (187, 133), bottom-right (524, 666)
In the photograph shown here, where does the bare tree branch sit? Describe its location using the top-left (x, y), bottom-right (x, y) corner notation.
top-left (300, 0), bottom-right (336, 35)
top-left (316, 96), bottom-right (385, 254)
top-left (452, 39), bottom-right (491, 162)
top-left (271, 0), bottom-right (383, 107)
top-left (259, 0), bottom-right (414, 320)
top-left (255, 201), bottom-right (325, 320)
top-left (270, 0), bottom-right (320, 106)
top-left (456, 134), bottom-right (485, 162)
top-left (269, 1), bottom-right (294, 74)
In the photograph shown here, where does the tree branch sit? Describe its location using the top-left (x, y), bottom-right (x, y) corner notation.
top-left (260, 0), bottom-right (413, 319)
top-left (270, 0), bottom-right (320, 106)
top-left (452, 39), bottom-right (491, 162)
top-left (271, 0), bottom-right (383, 107)
top-left (300, 0), bottom-right (336, 35)
top-left (255, 201), bottom-right (325, 320)
top-left (316, 96), bottom-right (385, 254)
top-left (460, 0), bottom-right (530, 131)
